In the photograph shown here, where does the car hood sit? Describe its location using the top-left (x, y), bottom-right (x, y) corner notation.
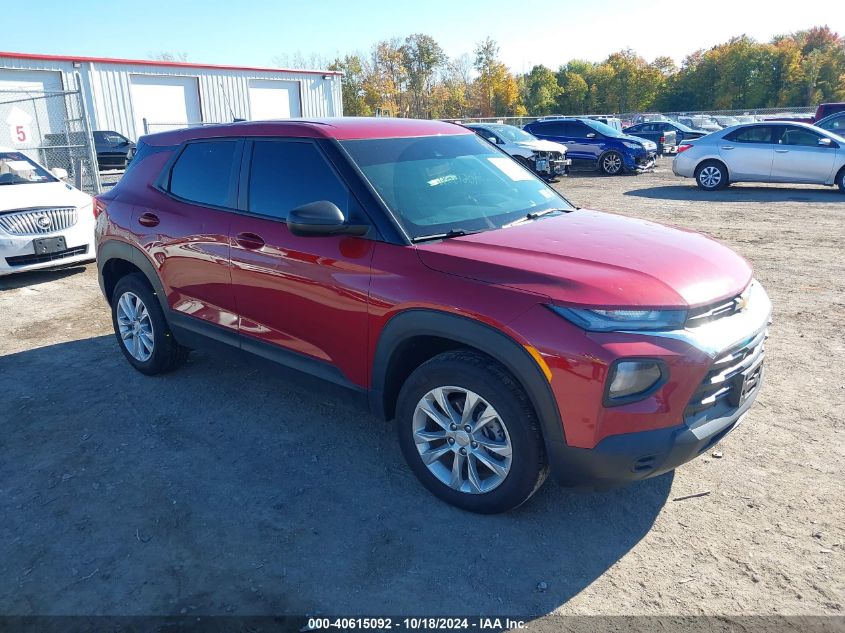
top-left (415, 209), bottom-right (752, 309)
top-left (0, 181), bottom-right (92, 213)
top-left (622, 135), bottom-right (657, 149)
top-left (512, 139), bottom-right (568, 153)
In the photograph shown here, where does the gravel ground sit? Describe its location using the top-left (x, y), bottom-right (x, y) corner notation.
top-left (0, 162), bottom-right (843, 625)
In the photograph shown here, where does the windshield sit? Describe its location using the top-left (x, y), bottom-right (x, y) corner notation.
top-left (0, 152), bottom-right (56, 185)
top-left (489, 125), bottom-right (536, 143)
top-left (583, 119), bottom-right (624, 138)
top-left (341, 134), bottom-right (574, 239)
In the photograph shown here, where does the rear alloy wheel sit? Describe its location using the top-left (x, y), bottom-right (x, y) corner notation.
top-left (116, 291), bottom-right (155, 362)
top-left (837, 167), bottom-right (845, 193)
top-left (696, 161), bottom-right (727, 190)
top-left (111, 273), bottom-right (188, 375)
top-left (396, 351), bottom-right (548, 514)
top-left (600, 151), bottom-right (623, 175)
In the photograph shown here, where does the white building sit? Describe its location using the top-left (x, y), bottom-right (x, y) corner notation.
top-left (0, 51), bottom-right (344, 141)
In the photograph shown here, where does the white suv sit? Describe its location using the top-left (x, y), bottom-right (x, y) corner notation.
top-left (0, 147), bottom-right (94, 276)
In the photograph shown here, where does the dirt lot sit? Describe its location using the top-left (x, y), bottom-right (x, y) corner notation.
top-left (1, 162), bottom-right (843, 625)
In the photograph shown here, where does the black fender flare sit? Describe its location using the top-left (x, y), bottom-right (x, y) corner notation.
top-left (97, 240), bottom-right (168, 312)
top-left (370, 309), bottom-right (567, 450)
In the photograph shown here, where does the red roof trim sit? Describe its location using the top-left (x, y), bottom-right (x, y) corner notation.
top-left (0, 51), bottom-right (343, 77)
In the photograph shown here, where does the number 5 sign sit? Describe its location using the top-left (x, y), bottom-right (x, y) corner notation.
top-left (6, 107), bottom-right (33, 145)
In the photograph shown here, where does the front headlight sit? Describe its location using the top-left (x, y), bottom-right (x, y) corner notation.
top-left (548, 306), bottom-right (687, 332)
top-left (622, 141), bottom-right (642, 150)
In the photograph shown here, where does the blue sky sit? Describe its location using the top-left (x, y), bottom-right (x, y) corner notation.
top-left (6, 0), bottom-right (845, 72)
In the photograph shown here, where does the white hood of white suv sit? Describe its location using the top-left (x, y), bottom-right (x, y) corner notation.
top-left (0, 181), bottom-right (92, 213)
top-left (512, 139), bottom-right (568, 153)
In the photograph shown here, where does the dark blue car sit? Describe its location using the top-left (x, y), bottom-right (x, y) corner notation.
top-left (623, 120), bottom-right (710, 146)
top-left (524, 117), bottom-right (657, 175)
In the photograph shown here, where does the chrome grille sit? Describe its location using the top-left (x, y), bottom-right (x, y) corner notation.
top-left (686, 293), bottom-right (745, 328)
top-left (685, 328), bottom-right (766, 421)
top-left (0, 207), bottom-right (78, 236)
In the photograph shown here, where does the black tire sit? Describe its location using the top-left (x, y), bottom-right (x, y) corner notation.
top-left (111, 273), bottom-right (188, 375)
top-left (695, 160), bottom-right (728, 190)
top-left (599, 151), bottom-right (624, 175)
top-left (836, 167), bottom-right (845, 193)
top-left (395, 350), bottom-right (548, 514)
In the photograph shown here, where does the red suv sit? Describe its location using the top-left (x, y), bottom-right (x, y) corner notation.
top-left (95, 118), bottom-right (771, 513)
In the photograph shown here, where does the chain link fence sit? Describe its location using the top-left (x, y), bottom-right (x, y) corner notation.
top-left (0, 87), bottom-right (100, 195)
top-left (445, 106), bottom-right (817, 129)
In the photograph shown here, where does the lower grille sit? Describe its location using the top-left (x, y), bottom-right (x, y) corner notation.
top-left (6, 245), bottom-right (88, 267)
top-left (0, 207), bottom-right (78, 236)
top-left (685, 328), bottom-right (766, 422)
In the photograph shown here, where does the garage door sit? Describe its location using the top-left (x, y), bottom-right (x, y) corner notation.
top-left (248, 79), bottom-right (302, 120)
top-left (129, 75), bottom-right (201, 139)
top-left (0, 69), bottom-right (65, 150)
top-left (0, 68), bottom-right (63, 92)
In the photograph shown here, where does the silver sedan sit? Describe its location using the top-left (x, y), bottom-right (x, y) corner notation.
top-left (672, 122), bottom-right (845, 192)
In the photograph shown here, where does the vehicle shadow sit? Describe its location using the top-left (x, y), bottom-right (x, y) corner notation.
top-left (624, 183), bottom-right (843, 203)
top-left (0, 265), bottom-right (90, 291)
top-left (0, 336), bottom-right (673, 618)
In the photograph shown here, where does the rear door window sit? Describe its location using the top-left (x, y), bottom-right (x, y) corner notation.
top-left (724, 126), bottom-right (775, 144)
top-left (247, 140), bottom-right (351, 221)
top-left (169, 140), bottom-right (240, 207)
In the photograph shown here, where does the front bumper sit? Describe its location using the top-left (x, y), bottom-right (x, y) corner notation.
top-left (546, 378), bottom-right (760, 487)
top-left (625, 150), bottom-right (657, 172)
top-left (0, 218), bottom-right (95, 276)
top-left (510, 281), bottom-right (772, 488)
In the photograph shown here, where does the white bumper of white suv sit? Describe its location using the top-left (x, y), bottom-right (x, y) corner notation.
top-left (0, 203), bottom-right (96, 275)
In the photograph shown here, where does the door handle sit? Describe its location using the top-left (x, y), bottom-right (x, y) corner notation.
top-left (235, 232), bottom-right (265, 250)
top-left (720, 146), bottom-right (735, 150)
top-left (138, 212), bottom-right (159, 227)
top-left (775, 149), bottom-right (789, 153)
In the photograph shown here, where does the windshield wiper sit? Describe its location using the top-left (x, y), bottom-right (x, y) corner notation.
top-left (502, 208), bottom-right (567, 228)
top-left (411, 228), bottom-right (483, 243)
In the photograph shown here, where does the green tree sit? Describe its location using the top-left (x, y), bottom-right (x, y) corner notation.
top-left (328, 55), bottom-right (371, 116)
top-left (472, 38), bottom-right (524, 116)
top-left (402, 34), bottom-right (447, 117)
top-left (521, 65), bottom-right (561, 116)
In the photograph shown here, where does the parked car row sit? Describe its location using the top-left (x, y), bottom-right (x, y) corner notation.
top-left (4, 115), bottom-right (839, 514)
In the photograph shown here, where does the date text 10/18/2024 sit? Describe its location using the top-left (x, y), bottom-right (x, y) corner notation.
top-left (307, 617), bottom-right (527, 630)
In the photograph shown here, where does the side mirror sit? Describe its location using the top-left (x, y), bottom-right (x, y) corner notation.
top-left (586, 132), bottom-right (596, 139)
top-left (51, 167), bottom-right (68, 180)
top-left (818, 137), bottom-right (833, 147)
top-left (287, 200), bottom-right (368, 238)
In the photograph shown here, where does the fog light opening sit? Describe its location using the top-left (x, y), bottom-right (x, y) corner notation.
top-left (605, 360), bottom-right (666, 405)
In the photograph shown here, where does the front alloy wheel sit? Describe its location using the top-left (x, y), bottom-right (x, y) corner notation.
top-left (413, 386), bottom-right (512, 494)
top-left (601, 152), bottom-right (623, 175)
top-left (395, 350), bottom-right (548, 513)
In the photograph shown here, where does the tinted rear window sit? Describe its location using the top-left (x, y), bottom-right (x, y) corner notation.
top-left (725, 126), bottom-right (774, 143)
top-left (169, 140), bottom-right (238, 207)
